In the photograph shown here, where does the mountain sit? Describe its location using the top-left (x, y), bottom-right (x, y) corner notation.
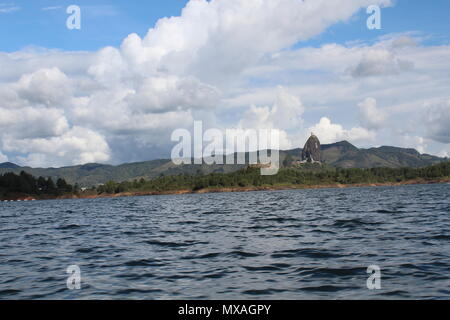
top-left (0, 162), bottom-right (20, 169)
top-left (0, 160), bottom-right (246, 187)
top-left (321, 142), bottom-right (445, 168)
top-left (0, 141), bottom-right (447, 187)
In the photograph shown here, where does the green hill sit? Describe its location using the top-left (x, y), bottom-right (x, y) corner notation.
top-left (321, 142), bottom-right (445, 168)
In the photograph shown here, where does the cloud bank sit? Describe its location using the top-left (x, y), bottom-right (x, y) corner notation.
top-left (0, 0), bottom-right (449, 167)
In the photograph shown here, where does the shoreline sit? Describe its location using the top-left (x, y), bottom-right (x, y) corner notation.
top-left (2, 178), bottom-right (449, 202)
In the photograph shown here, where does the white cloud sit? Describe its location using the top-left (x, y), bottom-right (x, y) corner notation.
top-left (389, 35), bottom-right (419, 49)
top-left (0, 107), bottom-right (69, 139)
top-left (109, 0), bottom-right (392, 84)
top-left (425, 100), bottom-right (450, 144)
top-left (126, 76), bottom-right (220, 113)
top-left (227, 33), bottom-right (450, 154)
top-left (437, 147), bottom-right (450, 158)
top-left (350, 48), bottom-right (414, 78)
top-left (0, 151), bottom-right (8, 162)
top-left (238, 87), bottom-right (305, 150)
top-left (239, 87), bottom-right (304, 130)
top-left (14, 67), bottom-right (72, 107)
top-left (390, 133), bottom-right (429, 155)
top-left (308, 117), bottom-right (376, 145)
top-left (4, 127), bottom-right (111, 168)
top-left (358, 97), bottom-right (387, 130)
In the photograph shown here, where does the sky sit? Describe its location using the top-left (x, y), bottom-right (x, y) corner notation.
top-left (0, 0), bottom-right (449, 167)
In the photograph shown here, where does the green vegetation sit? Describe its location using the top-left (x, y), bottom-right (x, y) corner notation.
top-left (0, 171), bottom-right (78, 199)
top-left (97, 161), bottom-right (450, 195)
top-left (1, 162), bottom-right (449, 199)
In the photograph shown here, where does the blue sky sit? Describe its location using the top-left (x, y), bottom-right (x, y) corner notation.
top-left (305, 0), bottom-right (450, 47)
top-left (0, 0), bottom-right (189, 51)
top-left (0, 0), bottom-right (449, 167)
top-left (1, 0), bottom-right (450, 52)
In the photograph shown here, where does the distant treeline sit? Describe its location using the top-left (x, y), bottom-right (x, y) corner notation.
top-left (97, 161), bottom-right (450, 194)
top-left (0, 171), bottom-right (77, 198)
top-left (2, 162), bottom-right (449, 198)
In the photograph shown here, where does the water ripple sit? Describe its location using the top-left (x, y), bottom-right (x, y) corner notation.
top-left (0, 183), bottom-right (449, 299)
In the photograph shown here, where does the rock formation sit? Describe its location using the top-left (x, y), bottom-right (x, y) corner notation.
top-left (301, 133), bottom-right (321, 163)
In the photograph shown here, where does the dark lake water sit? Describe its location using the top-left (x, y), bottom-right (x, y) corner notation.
top-left (1, 184), bottom-right (449, 300)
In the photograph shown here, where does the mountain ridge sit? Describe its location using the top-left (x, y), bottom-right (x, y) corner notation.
top-left (0, 141), bottom-right (447, 187)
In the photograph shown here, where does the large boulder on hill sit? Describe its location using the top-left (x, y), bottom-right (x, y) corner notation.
top-left (302, 134), bottom-right (321, 163)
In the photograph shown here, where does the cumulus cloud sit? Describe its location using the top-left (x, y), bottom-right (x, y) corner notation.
top-left (245, 34), bottom-right (419, 78)
top-left (125, 76), bottom-right (220, 113)
top-left (239, 87), bottom-right (304, 130)
top-left (358, 97), bottom-right (387, 130)
top-left (238, 87), bottom-right (305, 149)
top-left (425, 100), bottom-right (450, 144)
top-left (389, 35), bottom-right (419, 49)
top-left (0, 151), bottom-right (8, 162)
top-left (14, 67), bottom-right (71, 107)
top-left (0, 107), bottom-right (69, 139)
top-left (350, 48), bottom-right (414, 78)
top-left (228, 32), bottom-right (450, 154)
top-left (3, 127), bottom-right (111, 168)
top-left (437, 146), bottom-right (450, 158)
top-left (0, 67), bottom-right (72, 110)
top-left (120, 0), bottom-right (391, 83)
top-left (308, 117), bottom-right (376, 145)
top-left (390, 132), bottom-right (429, 154)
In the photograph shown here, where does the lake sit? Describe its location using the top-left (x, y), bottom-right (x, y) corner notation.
top-left (0, 183), bottom-right (449, 299)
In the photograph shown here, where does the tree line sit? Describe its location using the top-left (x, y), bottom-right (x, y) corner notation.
top-left (2, 162), bottom-right (448, 198)
top-left (97, 161), bottom-right (450, 194)
top-left (0, 171), bottom-right (77, 198)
